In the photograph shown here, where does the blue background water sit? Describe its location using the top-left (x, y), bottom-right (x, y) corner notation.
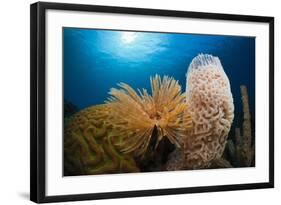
top-left (63, 28), bottom-right (255, 126)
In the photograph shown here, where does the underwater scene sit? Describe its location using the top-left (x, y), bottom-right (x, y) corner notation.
top-left (63, 27), bottom-right (255, 176)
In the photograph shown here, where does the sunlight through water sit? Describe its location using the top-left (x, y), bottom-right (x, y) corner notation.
top-left (121, 32), bottom-right (138, 44)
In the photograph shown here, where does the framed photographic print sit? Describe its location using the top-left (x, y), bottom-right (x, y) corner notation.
top-left (30, 1), bottom-right (274, 203)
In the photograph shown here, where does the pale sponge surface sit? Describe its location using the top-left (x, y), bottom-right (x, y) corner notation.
top-left (167, 54), bottom-right (234, 170)
top-left (185, 54), bottom-right (234, 168)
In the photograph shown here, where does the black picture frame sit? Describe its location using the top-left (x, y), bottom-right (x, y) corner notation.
top-left (30, 2), bottom-right (274, 203)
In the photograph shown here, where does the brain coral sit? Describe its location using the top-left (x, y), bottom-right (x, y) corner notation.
top-left (64, 104), bottom-right (140, 175)
top-left (167, 54), bottom-right (234, 170)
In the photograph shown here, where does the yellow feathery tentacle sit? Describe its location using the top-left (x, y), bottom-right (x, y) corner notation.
top-left (107, 75), bottom-right (193, 157)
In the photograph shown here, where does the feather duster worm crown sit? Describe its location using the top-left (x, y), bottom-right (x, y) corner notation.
top-left (107, 75), bottom-right (193, 157)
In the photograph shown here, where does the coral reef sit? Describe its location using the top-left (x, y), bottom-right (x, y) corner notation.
top-left (107, 75), bottom-right (193, 157)
top-left (167, 54), bottom-right (234, 170)
top-left (64, 75), bottom-right (193, 175)
top-left (64, 104), bottom-right (139, 175)
top-left (224, 85), bottom-right (254, 167)
top-left (64, 54), bottom-right (237, 175)
top-left (136, 137), bottom-right (176, 172)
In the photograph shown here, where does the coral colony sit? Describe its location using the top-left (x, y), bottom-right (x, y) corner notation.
top-left (64, 54), bottom-right (250, 176)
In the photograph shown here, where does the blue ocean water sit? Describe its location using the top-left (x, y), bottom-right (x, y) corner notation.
top-left (63, 28), bottom-right (255, 125)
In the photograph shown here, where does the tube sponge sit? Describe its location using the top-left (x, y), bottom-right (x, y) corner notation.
top-left (185, 54), bottom-right (234, 168)
top-left (167, 54), bottom-right (234, 170)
